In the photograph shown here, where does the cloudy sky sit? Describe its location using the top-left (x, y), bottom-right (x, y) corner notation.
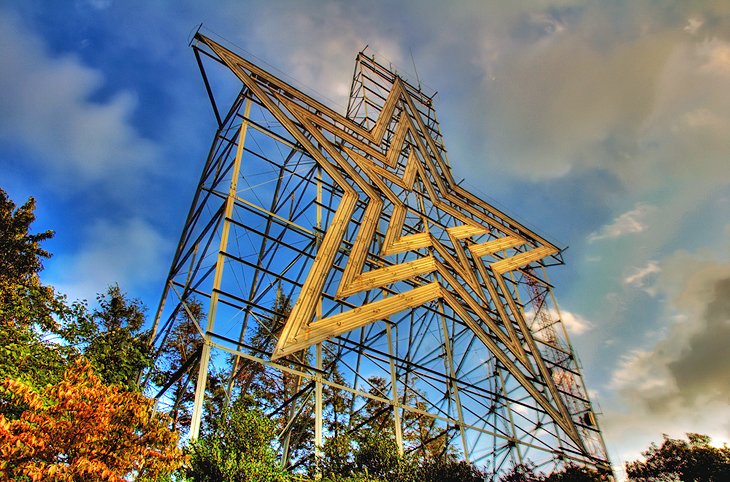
top-left (2, 0), bottom-right (729, 477)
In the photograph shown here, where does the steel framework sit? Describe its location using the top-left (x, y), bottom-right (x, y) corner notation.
top-left (150, 32), bottom-right (613, 478)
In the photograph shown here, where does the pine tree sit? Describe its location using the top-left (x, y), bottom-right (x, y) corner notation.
top-left (0, 189), bottom-right (73, 390)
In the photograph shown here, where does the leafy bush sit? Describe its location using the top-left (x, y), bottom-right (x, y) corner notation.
top-left (182, 398), bottom-right (293, 481)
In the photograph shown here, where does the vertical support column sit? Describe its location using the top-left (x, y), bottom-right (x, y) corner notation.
top-left (315, 343), bottom-right (324, 472)
top-left (437, 301), bottom-right (469, 463)
top-left (313, 168), bottom-right (324, 475)
top-left (316, 167), bottom-right (322, 239)
top-left (280, 361), bottom-right (303, 468)
top-left (386, 321), bottom-right (404, 455)
top-left (190, 98), bottom-right (251, 440)
top-left (281, 166), bottom-right (325, 470)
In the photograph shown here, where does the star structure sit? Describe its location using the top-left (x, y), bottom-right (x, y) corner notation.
top-left (201, 36), bottom-right (583, 446)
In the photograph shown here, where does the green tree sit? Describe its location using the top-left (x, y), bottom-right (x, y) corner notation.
top-left (626, 433), bottom-right (730, 482)
top-left (227, 289), bottom-right (315, 469)
top-left (350, 434), bottom-right (416, 482)
top-left (498, 463), bottom-right (542, 482)
top-left (228, 288), bottom-right (292, 401)
top-left (320, 433), bottom-right (406, 482)
top-left (202, 368), bottom-right (230, 436)
top-left (404, 399), bottom-right (453, 459)
top-left (545, 463), bottom-right (608, 481)
top-left (61, 285), bottom-right (153, 391)
top-left (182, 397), bottom-right (293, 482)
top-left (0, 188), bottom-right (75, 392)
top-left (322, 348), bottom-right (350, 439)
top-left (324, 432), bottom-right (486, 482)
top-left (357, 376), bottom-right (394, 435)
top-left (0, 189), bottom-right (53, 304)
top-left (353, 375), bottom-right (453, 460)
top-left (417, 455), bottom-right (485, 482)
top-left (0, 313), bottom-right (72, 398)
top-left (0, 188), bottom-right (155, 393)
top-left (0, 188), bottom-right (185, 480)
top-left (498, 462), bottom-right (607, 482)
top-left (321, 434), bottom-right (357, 479)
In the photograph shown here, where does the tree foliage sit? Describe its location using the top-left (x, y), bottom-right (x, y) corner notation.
top-left (182, 397), bottom-right (292, 482)
top-left (229, 288), bottom-right (292, 401)
top-left (418, 456), bottom-right (486, 482)
top-left (320, 432), bottom-right (485, 482)
top-left (0, 189), bottom-right (74, 390)
top-left (11, 187), bottom-right (728, 482)
top-left (499, 463), bottom-right (544, 482)
top-left (0, 189), bottom-right (70, 333)
top-left (226, 288), bottom-right (315, 467)
top-left (625, 433), bottom-right (730, 481)
top-left (1, 189), bottom-right (155, 395)
top-left (0, 358), bottom-right (182, 481)
top-left (497, 462), bottom-right (608, 482)
top-left (0, 190), bottom-right (52, 284)
top-left (350, 434), bottom-right (415, 482)
top-left (61, 285), bottom-right (153, 391)
top-left (0, 187), bottom-right (183, 479)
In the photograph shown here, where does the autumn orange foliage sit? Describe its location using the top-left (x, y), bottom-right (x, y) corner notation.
top-left (0, 358), bottom-right (183, 481)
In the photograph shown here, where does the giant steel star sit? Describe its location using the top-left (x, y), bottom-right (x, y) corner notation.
top-left (201, 35), bottom-right (583, 446)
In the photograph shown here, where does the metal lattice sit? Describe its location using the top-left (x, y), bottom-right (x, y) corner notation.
top-left (149, 33), bottom-right (613, 478)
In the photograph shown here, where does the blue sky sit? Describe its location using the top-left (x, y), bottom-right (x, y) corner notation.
top-left (2, 1), bottom-right (729, 476)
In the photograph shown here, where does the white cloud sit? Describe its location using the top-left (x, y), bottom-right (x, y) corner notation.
top-left (609, 348), bottom-right (675, 399)
top-left (235, 1), bottom-right (404, 111)
top-left (525, 307), bottom-right (592, 336)
top-left (559, 310), bottom-right (592, 336)
top-left (0, 10), bottom-right (159, 187)
top-left (434, 2), bottom-right (730, 232)
top-left (700, 40), bottom-right (730, 75)
top-left (602, 256), bottom-right (730, 471)
top-left (588, 204), bottom-right (655, 242)
top-left (633, 38), bottom-right (730, 192)
top-left (47, 217), bottom-right (172, 303)
top-left (467, 6), bottom-right (679, 182)
top-left (684, 17), bottom-right (703, 35)
top-left (623, 261), bottom-right (661, 293)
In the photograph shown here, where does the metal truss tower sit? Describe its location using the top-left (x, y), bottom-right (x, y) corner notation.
top-left (150, 32), bottom-right (613, 478)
